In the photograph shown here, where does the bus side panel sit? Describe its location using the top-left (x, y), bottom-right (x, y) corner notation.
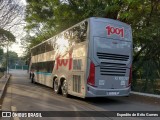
top-left (69, 42), bottom-right (88, 98)
top-left (52, 41), bottom-right (88, 98)
top-left (30, 51), bottom-right (55, 88)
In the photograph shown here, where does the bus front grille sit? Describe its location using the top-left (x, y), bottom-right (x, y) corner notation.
top-left (97, 52), bottom-right (129, 61)
top-left (100, 62), bottom-right (127, 76)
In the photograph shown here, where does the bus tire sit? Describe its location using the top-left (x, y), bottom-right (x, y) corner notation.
top-left (31, 73), bottom-right (35, 83)
top-left (31, 76), bottom-right (34, 83)
top-left (53, 78), bottom-right (61, 94)
top-left (61, 79), bottom-right (69, 97)
top-left (125, 95), bottom-right (130, 97)
top-left (29, 73), bottom-right (32, 79)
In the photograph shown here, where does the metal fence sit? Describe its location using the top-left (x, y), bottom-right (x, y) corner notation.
top-left (10, 65), bottom-right (28, 70)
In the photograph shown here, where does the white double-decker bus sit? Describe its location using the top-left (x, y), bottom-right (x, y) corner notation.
top-left (29, 17), bottom-right (132, 98)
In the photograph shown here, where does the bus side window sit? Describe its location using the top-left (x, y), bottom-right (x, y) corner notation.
top-left (35, 47), bottom-right (38, 56)
top-left (41, 43), bottom-right (45, 54)
top-left (45, 62), bottom-right (49, 73)
top-left (54, 37), bottom-right (59, 50)
top-left (72, 21), bottom-right (88, 43)
top-left (52, 39), bottom-right (56, 50)
top-left (37, 63), bottom-right (40, 72)
top-left (80, 21), bottom-right (87, 40)
top-left (63, 30), bottom-right (75, 48)
top-left (31, 63), bottom-right (34, 70)
top-left (37, 46), bottom-right (41, 55)
top-left (46, 40), bottom-right (53, 52)
top-left (44, 61), bottom-right (54, 73)
top-left (32, 47), bottom-right (37, 56)
top-left (50, 61), bottom-right (55, 73)
top-left (41, 62), bottom-right (44, 72)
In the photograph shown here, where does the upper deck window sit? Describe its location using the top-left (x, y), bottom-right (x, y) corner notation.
top-left (31, 20), bottom-right (88, 56)
top-left (64, 21), bottom-right (88, 45)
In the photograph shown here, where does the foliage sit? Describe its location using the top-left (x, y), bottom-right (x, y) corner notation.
top-left (0, 0), bottom-right (25, 29)
top-left (133, 59), bottom-right (159, 93)
top-left (1, 51), bottom-right (19, 68)
top-left (24, 0), bottom-right (160, 94)
top-left (0, 28), bottom-right (15, 46)
top-left (0, 48), bottom-right (3, 60)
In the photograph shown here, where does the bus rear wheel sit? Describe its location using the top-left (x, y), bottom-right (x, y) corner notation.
top-left (53, 78), bottom-right (60, 94)
top-left (61, 80), bottom-right (69, 97)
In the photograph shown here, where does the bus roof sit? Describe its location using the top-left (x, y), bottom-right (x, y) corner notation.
top-left (30, 17), bottom-right (130, 50)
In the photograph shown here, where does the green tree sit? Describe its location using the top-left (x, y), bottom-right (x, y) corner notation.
top-left (0, 28), bottom-right (16, 46)
top-left (24, 0), bottom-right (160, 93)
top-left (0, 48), bottom-right (3, 65)
top-left (2, 51), bottom-right (19, 68)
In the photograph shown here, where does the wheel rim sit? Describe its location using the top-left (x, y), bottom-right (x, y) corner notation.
top-left (54, 79), bottom-right (59, 92)
top-left (62, 80), bottom-right (67, 95)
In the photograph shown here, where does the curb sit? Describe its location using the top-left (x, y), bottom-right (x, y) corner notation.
top-left (131, 91), bottom-right (160, 99)
top-left (0, 74), bottom-right (11, 104)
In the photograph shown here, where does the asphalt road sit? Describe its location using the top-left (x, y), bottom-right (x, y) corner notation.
top-left (1, 69), bottom-right (160, 120)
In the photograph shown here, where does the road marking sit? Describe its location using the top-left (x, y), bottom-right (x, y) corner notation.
top-left (11, 106), bottom-right (20, 120)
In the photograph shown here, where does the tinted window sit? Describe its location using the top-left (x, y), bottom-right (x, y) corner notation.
top-left (31, 21), bottom-right (88, 56)
top-left (63, 21), bottom-right (88, 47)
top-left (40, 43), bottom-right (45, 54)
top-left (31, 61), bottom-right (55, 73)
top-left (46, 40), bottom-right (54, 52)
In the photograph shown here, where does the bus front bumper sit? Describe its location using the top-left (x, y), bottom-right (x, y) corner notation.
top-left (86, 85), bottom-right (131, 97)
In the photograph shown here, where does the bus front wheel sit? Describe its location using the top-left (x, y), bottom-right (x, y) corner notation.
top-left (53, 78), bottom-right (60, 94)
top-left (61, 80), bottom-right (69, 97)
top-left (31, 74), bottom-right (35, 83)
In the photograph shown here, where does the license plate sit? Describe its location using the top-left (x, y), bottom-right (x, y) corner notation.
top-left (107, 92), bottom-right (119, 95)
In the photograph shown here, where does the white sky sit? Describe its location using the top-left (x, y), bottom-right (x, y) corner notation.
top-left (9, 0), bottom-right (27, 57)
top-left (21, 0), bottom-right (27, 5)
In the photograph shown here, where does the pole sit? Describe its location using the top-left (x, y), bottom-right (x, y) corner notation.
top-left (7, 42), bottom-right (9, 74)
top-left (5, 43), bottom-right (8, 78)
